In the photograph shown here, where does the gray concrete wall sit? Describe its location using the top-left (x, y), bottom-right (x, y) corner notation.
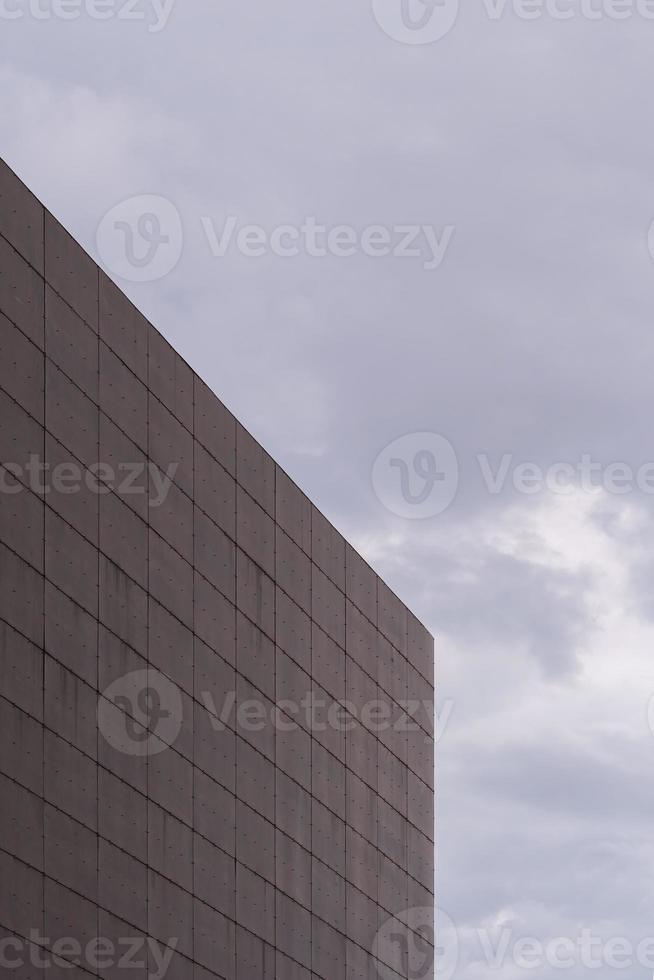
top-left (0, 157), bottom-right (435, 980)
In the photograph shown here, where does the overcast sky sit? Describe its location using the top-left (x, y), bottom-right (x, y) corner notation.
top-left (3, 2), bottom-right (654, 976)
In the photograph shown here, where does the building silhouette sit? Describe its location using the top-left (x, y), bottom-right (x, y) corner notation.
top-left (0, 157), bottom-right (434, 980)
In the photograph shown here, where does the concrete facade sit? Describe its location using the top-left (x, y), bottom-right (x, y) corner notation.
top-left (0, 157), bottom-right (435, 980)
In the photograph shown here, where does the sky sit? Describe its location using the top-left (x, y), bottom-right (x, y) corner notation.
top-left (3, 1), bottom-right (654, 976)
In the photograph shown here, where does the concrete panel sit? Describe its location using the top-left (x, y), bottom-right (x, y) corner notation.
top-left (236, 548), bottom-right (274, 641)
top-left (44, 434), bottom-right (98, 544)
top-left (46, 359), bottom-right (98, 468)
top-left (99, 838), bottom-right (147, 931)
top-left (0, 852), bottom-right (43, 939)
top-left (346, 725), bottom-right (378, 795)
top-left (0, 542), bottom-right (44, 645)
top-left (148, 745), bottom-right (193, 826)
top-left (236, 737), bottom-right (275, 822)
top-left (236, 864), bottom-right (274, 944)
top-left (408, 726), bottom-right (434, 790)
top-left (0, 236), bottom-right (44, 347)
top-left (98, 909), bottom-right (147, 980)
top-left (312, 857), bottom-right (345, 932)
top-left (45, 285), bottom-right (98, 400)
top-left (408, 770), bottom-right (434, 841)
top-left (236, 673), bottom-right (275, 761)
top-left (378, 700), bottom-right (408, 770)
top-left (98, 624), bottom-right (145, 698)
top-left (44, 878), bottom-right (98, 953)
top-left (312, 622), bottom-right (345, 702)
top-left (194, 507), bottom-right (236, 601)
top-left (346, 769), bottom-right (378, 847)
top-left (378, 799), bottom-right (408, 869)
top-left (45, 582), bottom-right (97, 687)
top-left (99, 556), bottom-right (147, 657)
top-left (194, 899), bottom-right (236, 978)
top-left (275, 648), bottom-right (311, 730)
top-left (237, 485), bottom-right (274, 577)
top-left (0, 773), bottom-right (43, 868)
top-left (149, 529), bottom-right (193, 628)
top-left (311, 680), bottom-right (346, 762)
top-left (97, 709), bottom-right (147, 796)
top-left (408, 825), bottom-right (434, 892)
top-left (276, 950), bottom-right (312, 980)
top-left (99, 272), bottom-right (148, 383)
top-left (100, 490), bottom-right (148, 588)
top-left (149, 392), bottom-right (193, 496)
top-left (0, 387), bottom-right (44, 488)
top-left (378, 852), bottom-right (408, 916)
top-left (345, 883), bottom-right (378, 950)
top-left (236, 799), bottom-right (275, 883)
top-left (276, 718), bottom-right (312, 793)
top-left (275, 465), bottom-right (311, 555)
top-left (275, 769), bottom-right (311, 851)
top-left (312, 798), bottom-right (345, 876)
top-left (408, 610), bottom-right (434, 687)
top-left (45, 730), bottom-right (97, 830)
top-left (194, 638), bottom-right (236, 721)
top-left (194, 573), bottom-right (236, 664)
top-left (194, 833), bottom-right (235, 917)
top-left (311, 507), bottom-right (345, 591)
top-left (236, 926), bottom-right (275, 980)
top-left (0, 311), bottom-right (44, 420)
top-left (99, 342), bottom-right (147, 451)
top-left (98, 767), bottom-right (146, 862)
top-left (45, 212), bottom-right (98, 330)
top-left (345, 545), bottom-right (377, 626)
top-left (44, 655), bottom-right (97, 759)
top-left (275, 829), bottom-right (311, 906)
top-left (193, 769), bottom-right (236, 854)
top-left (276, 891), bottom-right (311, 969)
top-left (148, 476), bottom-right (193, 564)
top-left (0, 619), bottom-right (43, 719)
top-left (149, 597), bottom-right (193, 695)
top-left (276, 525), bottom-right (311, 614)
top-left (148, 801), bottom-right (193, 893)
top-left (149, 326), bottom-right (193, 430)
top-left (236, 611), bottom-right (275, 703)
top-left (0, 158), bottom-right (44, 272)
top-left (378, 632), bottom-right (408, 708)
top-left (194, 698), bottom-right (236, 791)
top-left (313, 916), bottom-right (346, 980)
top-left (312, 741), bottom-right (346, 820)
top-left (0, 476), bottom-right (43, 571)
top-left (194, 440), bottom-right (236, 539)
top-left (379, 743), bottom-right (408, 818)
top-left (407, 662), bottom-right (434, 736)
top-left (45, 507), bottom-right (98, 616)
top-left (236, 422), bottom-right (274, 517)
top-left (148, 869), bottom-right (193, 958)
top-left (346, 939), bottom-right (385, 980)
top-left (98, 412), bottom-right (148, 520)
top-left (275, 587), bottom-right (311, 672)
top-left (345, 827), bottom-right (378, 901)
top-left (44, 804), bottom-right (97, 901)
top-left (378, 580), bottom-right (408, 657)
top-left (312, 564), bottom-right (345, 648)
top-left (194, 376), bottom-right (236, 476)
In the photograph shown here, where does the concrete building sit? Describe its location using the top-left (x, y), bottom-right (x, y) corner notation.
top-left (0, 157), bottom-right (435, 980)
